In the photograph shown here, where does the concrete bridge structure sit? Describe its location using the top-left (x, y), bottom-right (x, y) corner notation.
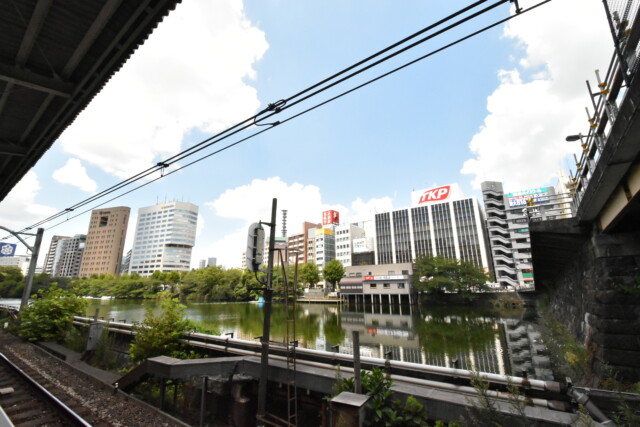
top-left (530, 2), bottom-right (640, 383)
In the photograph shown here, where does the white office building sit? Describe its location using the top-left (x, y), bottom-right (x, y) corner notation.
top-left (0, 255), bottom-right (31, 275)
top-left (129, 201), bottom-right (199, 276)
top-left (335, 223), bottom-right (366, 267)
top-left (374, 184), bottom-right (491, 271)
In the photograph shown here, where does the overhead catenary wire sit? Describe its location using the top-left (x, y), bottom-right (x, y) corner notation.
top-left (6, 0), bottom-right (502, 236)
top-left (5, 0), bottom-right (551, 239)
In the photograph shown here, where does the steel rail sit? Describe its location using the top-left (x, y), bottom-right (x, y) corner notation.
top-left (0, 351), bottom-right (92, 427)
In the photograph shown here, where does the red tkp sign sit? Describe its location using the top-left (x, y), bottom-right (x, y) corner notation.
top-left (419, 185), bottom-right (450, 203)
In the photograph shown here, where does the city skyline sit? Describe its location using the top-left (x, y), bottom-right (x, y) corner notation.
top-left (0, 0), bottom-right (613, 268)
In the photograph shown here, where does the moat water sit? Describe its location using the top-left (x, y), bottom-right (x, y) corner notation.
top-left (0, 297), bottom-right (552, 379)
top-left (82, 299), bottom-right (553, 380)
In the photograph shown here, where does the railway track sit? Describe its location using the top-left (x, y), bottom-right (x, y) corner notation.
top-left (0, 351), bottom-right (92, 426)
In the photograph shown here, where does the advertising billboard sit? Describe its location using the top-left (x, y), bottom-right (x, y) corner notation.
top-left (507, 187), bottom-right (552, 207)
top-left (322, 210), bottom-right (340, 225)
top-left (411, 183), bottom-right (464, 206)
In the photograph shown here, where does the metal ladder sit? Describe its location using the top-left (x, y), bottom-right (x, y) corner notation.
top-left (285, 257), bottom-right (298, 426)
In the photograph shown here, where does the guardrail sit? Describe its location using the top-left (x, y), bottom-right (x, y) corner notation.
top-left (567, 0), bottom-right (640, 210)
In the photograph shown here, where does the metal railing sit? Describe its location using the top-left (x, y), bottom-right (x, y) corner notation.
top-left (567, 0), bottom-right (640, 209)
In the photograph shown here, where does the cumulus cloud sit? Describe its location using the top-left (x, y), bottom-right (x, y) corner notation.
top-left (461, 0), bottom-right (612, 191)
top-left (349, 197), bottom-right (394, 223)
top-left (59, 0), bottom-right (268, 179)
top-left (52, 158), bottom-right (98, 193)
top-left (0, 172), bottom-right (57, 231)
top-left (197, 177), bottom-right (389, 268)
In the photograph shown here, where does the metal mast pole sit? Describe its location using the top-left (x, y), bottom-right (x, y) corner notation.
top-left (257, 198), bottom-right (277, 417)
top-left (20, 228), bottom-right (44, 311)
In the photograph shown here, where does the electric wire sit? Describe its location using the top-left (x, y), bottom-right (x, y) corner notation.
top-left (7, 0), bottom-right (500, 236)
top-left (5, 0), bottom-right (551, 240)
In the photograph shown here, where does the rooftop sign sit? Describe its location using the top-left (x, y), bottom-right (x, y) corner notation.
top-left (411, 183), bottom-right (464, 206)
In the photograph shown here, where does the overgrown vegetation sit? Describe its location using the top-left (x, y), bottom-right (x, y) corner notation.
top-left (412, 256), bottom-right (489, 301)
top-left (18, 285), bottom-right (87, 342)
top-left (331, 367), bottom-right (429, 426)
top-left (129, 293), bottom-right (195, 364)
top-left (462, 373), bottom-right (528, 427)
top-left (538, 301), bottom-right (640, 426)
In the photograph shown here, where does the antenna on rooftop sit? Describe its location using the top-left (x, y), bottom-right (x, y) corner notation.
top-left (282, 209), bottom-right (288, 237)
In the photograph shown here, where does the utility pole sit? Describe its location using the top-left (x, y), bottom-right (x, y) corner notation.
top-left (0, 226), bottom-right (44, 311)
top-left (21, 228), bottom-right (44, 310)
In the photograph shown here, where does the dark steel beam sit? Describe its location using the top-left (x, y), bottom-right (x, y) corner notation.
top-left (62, 0), bottom-right (123, 77)
top-left (0, 61), bottom-right (73, 98)
top-left (16, 0), bottom-right (53, 65)
top-left (0, 0), bottom-right (53, 118)
top-left (0, 142), bottom-right (28, 156)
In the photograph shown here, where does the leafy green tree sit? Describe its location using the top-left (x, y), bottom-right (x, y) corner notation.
top-left (18, 284), bottom-right (87, 342)
top-left (412, 255), bottom-right (488, 296)
top-left (130, 294), bottom-right (193, 363)
top-left (323, 259), bottom-right (345, 291)
top-left (0, 266), bottom-right (24, 298)
top-left (300, 262), bottom-right (320, 288)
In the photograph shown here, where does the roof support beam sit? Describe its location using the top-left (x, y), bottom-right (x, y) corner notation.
top-left (0, 0), bottom-right (53, 118)
top-left (16, 0), bottom-right (53, 65)
top-left (62, 0), bottom-right (123, 77)
top-left (0, 61), bottom-right (73, 98)
top-left (0, 142), bottom-right (28, 156)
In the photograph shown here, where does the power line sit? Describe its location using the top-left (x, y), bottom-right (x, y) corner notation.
top-left (5, 0), bottom-right (551, 240)
top-left (8, 1), bottom-right (501, 235)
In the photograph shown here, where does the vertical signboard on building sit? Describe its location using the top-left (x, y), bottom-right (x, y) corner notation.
top-left (322, 210), bottom-right (340, 225)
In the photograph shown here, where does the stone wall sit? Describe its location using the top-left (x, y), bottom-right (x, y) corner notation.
top-left (544, 231), bottom-right (640, 383)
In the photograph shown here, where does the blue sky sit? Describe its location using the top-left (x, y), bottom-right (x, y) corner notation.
top-left (0, 0), bottom-right (613, 267)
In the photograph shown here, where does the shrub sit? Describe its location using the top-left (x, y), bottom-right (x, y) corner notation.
top-left (19, 285), bottom-right (87, 342)
top-left (129, 296), bottom-right (193, 364)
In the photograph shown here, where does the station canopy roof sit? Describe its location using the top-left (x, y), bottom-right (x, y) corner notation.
top-left (0, 0), bottom-right (181, 202)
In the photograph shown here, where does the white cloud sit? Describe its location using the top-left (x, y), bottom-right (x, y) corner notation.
top-left (0, 171), bottom-right (57, 231)
top-left (196, 177), bottom-right (390, 268)
top-left (349, 197), bottom-right (393, 223)
top-left (461, 0), bottom-right (612, 191)
top-left (52, 158), bottom-right (98, 193)
top-left (59, 0), bottom-right (268, 179)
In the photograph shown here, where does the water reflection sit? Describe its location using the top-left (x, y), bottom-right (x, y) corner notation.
top-left (81, 299), bottom-right (552, 379)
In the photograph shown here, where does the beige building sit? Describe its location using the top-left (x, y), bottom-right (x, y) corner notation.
top-left (287, 221), bottom-right (321, 264)
top-left (79, 206), bottom-right (130, 277)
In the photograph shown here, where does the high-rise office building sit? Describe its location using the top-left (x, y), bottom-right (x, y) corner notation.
top-left (374, 184), bottom-right (491, 270)
top-left (128, 201), bottom-right (198, 276)
top-left (481, 181), bottom-right (569, 289)
top-left (54, 234), bottom-right (86, 277)
top-left (43, 235), bottom-right (71, 275)
top-left (79, 207), bottom-right (130, 277)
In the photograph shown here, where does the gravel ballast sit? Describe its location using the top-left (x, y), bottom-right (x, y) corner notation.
top-left (0, 330), bottom-right (187, 427)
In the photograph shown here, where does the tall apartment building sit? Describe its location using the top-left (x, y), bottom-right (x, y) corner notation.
top-left (374, 184), bottom-right (490, 270)
top-left (54, 234), bottom-right (86, 277)
top-left (481, 181), bottom-right (567, 289)
top-left (79, 207), bottom-right (130, 277)
top-left (129, 201), bottom-right (198, 276)
top-left (286, 221), bottom-right (321, 264)
top-left (43, 235), bottom-right (70, 275)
